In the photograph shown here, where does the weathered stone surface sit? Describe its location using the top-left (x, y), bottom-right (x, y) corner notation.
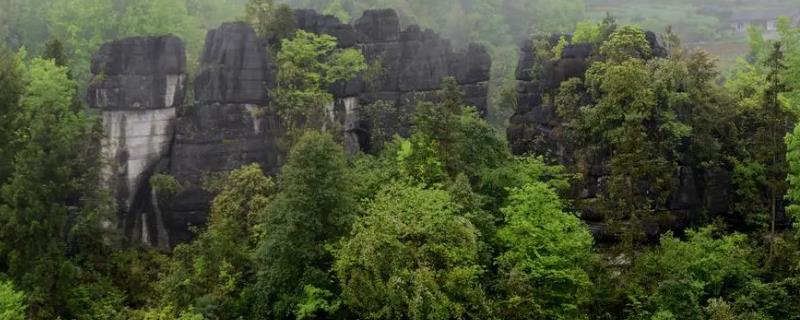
top-left (293, 9), bottom-right (491, 153)
top-left (704, 168), bottom-right (732, 215)
top-left (355, 9), bottom-right (401, 42)
top-left (88, 36), bottom-right (186, 110)
top-left (101, 109), bottom-right (177, 212)
top-left (88, 36), bottom-right (186, 248)
top-left (194, 22), bottom-right (270, 105)
top-left (294, 9), bottom-right (490, 110)
top-left (92, 9), bottom-right (493, 248)
top-left (165, 103), bottom-right (282, 246)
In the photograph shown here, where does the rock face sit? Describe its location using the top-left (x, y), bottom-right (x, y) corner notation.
top-left (506, 36), bottom-right (733, 239)
top-left (194, 22), bottom-right (271, 105)
top-left (88, 36), bottom-right (186, 110)
top-left (165, 103), bottom-right (282, 246)
top-left (89, 9), bottom-right (492, 248)
top-left (166, 21), bottom-right (282, 247)
top-left (295, 8), bottom-right (491, 152)
top-left (88, 36), bottom-right (186, 248)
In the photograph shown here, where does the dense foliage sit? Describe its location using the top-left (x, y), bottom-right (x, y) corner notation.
top-left (3, 0), bottom-right (800, 319)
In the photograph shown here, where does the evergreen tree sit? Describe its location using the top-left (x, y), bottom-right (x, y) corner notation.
top-left (0, 57), bottom-right (115, 318)
top-left (42, 39), bottom-right (67, 67)
top-left (254, 131), bottom-right (356, 318)
top-left (0, 46), bottom-right (23, 184)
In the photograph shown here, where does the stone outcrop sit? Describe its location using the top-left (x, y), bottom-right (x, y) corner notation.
top-left (506, 35), bottom-right (734, 239)
top-left (165, 103), bottom-right (282, 246)
top-left (88, 36), bottom-right (186, 248)
top-left (90, 8), bottom-right (492, 248)
top-left (88, 36), bottom-right (186, 110)
top-left (295, 8), bottom-right (491, 152)
top-left (194, 22), bottom-right (271, 105)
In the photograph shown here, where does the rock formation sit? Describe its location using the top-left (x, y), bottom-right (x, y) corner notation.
top-left (158, 22), bottom-right (284, 246)
top-left (87, 36), bottom-right (186, 248)
top-left (294, 8), bottom-right (491, 152)
top-left (89, 9), bottom-right (492, 248)
top-left (506, 34), bottom-right (733, 239)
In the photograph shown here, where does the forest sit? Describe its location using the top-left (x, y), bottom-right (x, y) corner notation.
top-left (2, 0), bottom-right (800, 319)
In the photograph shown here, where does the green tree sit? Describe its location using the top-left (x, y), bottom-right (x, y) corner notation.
top-left (254, 131), bottom-right (356, 318)
top-left (0, 280), bottom-right (26, 320)
top-left (495, 182), bottom-right (593, 320)
top-left (598, 25), bottom-right (652, 63)
top-left (271, 30), bottom-right (366, 139)
top-left (159, 164), bottom-right (273, 319)
top-left (761, 42), bottom-right (792, 256)
top-left (395, 132), bottom-right (447, 186)
top-left (556, 26), bottom-right (693, 241)
top-left (42, 39), bottom-right (68, 67)
top-left (478, 156), bottom-right (569, 212)
top-left (626, 228), bottom-right (756, 320)
top-left (413, 78), bottom-right (464, 174)
top-left (333, 183), bottom-right (491, 319)
top-left (786, 122), bottom-right (800, 227)
top-left (245, 0), bottom-right (296, 43)
top-left (572, 20), bottom-right (602, 44)
top-left (729, 41), bottom-right (797, 249)
top-left (0, 57), bottom-right (116, 318)
top-left (0, 46), bottom-right (23, 184)
top-left (413, 77), bottom-right (509, 178)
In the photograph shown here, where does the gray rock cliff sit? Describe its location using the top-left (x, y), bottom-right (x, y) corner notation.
top-left (88, 36), bottom-right (186, 248)
top-left (295, 8), bottom-right (491, 152)
top-left (89, 9), bottom-right (492, 247)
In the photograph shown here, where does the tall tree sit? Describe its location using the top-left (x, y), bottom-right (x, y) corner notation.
top-left (556, 26), bottom-right (692, 241)
top-left (495, 182), bottom-right (593, 320)
top-left (412, 77), bottom-right (509, 179)
top-left (762, 42), bottom-right (791, 257)
top-left (0, 46), bottom-right (23, 184)
top-left (333, 182), bottom-right (491, 320)
top-left (0, 57), bottom-right (114, 318)
top-left (254, 131), bottom-right (356, 318)
top-left (245, 0), bottom-right (296, 44)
